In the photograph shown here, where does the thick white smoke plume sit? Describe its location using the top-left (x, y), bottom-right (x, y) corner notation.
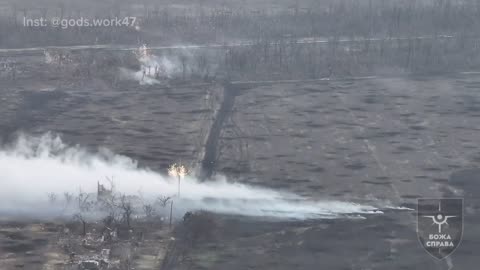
top-left (0, 133), bottom-right (382, 220)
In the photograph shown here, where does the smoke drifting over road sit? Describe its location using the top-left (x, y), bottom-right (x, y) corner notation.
top-left (0, 133), bottom-right (381, 220)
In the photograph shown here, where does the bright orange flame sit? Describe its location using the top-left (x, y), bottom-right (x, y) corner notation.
top-left (168, 163), bottom-right (188, 179)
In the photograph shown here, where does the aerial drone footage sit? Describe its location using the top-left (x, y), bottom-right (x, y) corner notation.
top-left (0, 0), bottom-right (479, 269)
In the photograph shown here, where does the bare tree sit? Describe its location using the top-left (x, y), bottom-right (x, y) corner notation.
top-left (98, 177), bottom-right (120, 222)
top-left (47, 192), bottom-right (57, 204)
top-left (156, 196), bottom-right (172, 207)
top-left (74, 213), bottom-right (88, 236)
top-left (120, 195), bottom-right (134, 228)
top-left (77, 190), bottom-right (91, 212)
top-left (74, 189), bottom-right (91, 236)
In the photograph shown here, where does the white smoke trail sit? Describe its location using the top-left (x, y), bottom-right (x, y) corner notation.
top-left (0, 133), bottom-right (382, 220)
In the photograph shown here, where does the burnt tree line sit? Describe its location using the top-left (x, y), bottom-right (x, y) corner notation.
top-left (224, 36), bottom-right (480, 80)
